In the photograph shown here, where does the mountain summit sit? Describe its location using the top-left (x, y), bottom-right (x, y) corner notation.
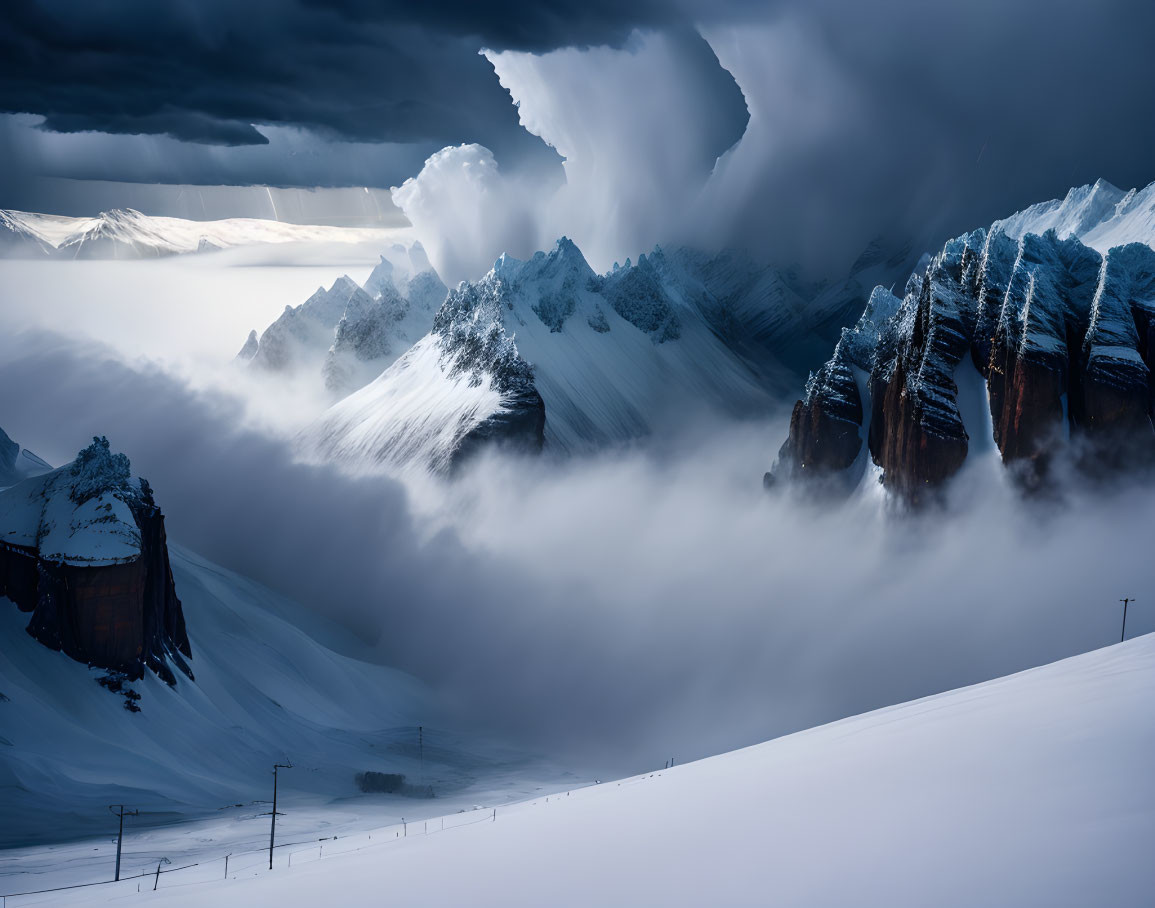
top-left (298, 237), bottom-right (789, 474)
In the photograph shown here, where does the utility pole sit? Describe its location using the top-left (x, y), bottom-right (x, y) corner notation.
top-left (418, 726), bottom-right (424, 789)
top-left (108, 804), bottom-right (138, 881)
top-left (1121, 598), bottom-right (1137, 643)
top-left (153, 857), bottom-right (170, 891)
top-left (269, 762), bottom-right (293, 870)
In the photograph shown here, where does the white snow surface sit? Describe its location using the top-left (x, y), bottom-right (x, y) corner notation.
top-left (303, 335), bottom-right (506, 476)
top-left (23, 634), bottom-right (1155, 907)
top-left (0, 467), bottom-right (141, 566)
top-left (0, 209), bottom-right (399, 259)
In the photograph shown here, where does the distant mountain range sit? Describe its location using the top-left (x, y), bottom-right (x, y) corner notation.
top-left (242, 234), bottom-right (915, 475)
top-left (0, 208), bottom-right (398, 259)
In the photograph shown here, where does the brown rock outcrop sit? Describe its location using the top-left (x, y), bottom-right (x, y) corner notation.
top-left (0, 438), bottom-right (192, 683)
top-left (771, 229), bottom-right (1155, 501)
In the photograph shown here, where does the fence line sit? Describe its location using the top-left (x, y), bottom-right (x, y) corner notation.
top-left (0, 768), bottom-right (672, 905)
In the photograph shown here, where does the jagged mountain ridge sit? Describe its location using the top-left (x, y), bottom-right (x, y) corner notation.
top-left (771, 178), bottom-right (1155, 501)
top-left (238, 244), bottom-right (448, 399)
top-left (299, 238), bottom-right (798, 474)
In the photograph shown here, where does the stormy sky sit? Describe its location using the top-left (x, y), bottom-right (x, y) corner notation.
top-left (4, 0), bottom-right (1155, 274)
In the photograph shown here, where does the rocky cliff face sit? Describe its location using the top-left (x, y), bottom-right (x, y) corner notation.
top-left (768, 285), bottom-right (899, 491)
top-left (0, 437), bottom-right (192, 683)
top-left (771, 179), bottom-right (1155, 501)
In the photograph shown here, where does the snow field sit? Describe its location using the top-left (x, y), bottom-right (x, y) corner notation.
top-left (12, 634), bottom-right (1153, 907)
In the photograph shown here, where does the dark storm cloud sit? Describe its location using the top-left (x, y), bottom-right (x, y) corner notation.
top-left (304, 0), bottom-right (681, 51)
top-left (4, 0), bottom-right (1155, 275)
top-left (384, 0), bottom-right (1155, 279)
top-left (0, 0), bottom-right (568, 155)
top-left (698, 0), bottom-right (1155, 270)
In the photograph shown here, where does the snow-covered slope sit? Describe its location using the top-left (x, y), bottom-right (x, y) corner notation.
top-left (58, 635), bottom-right (1155, 907)
top-left (0, 209), bottom-right (399, 260)
top-left (0, 542), bottom-right (436, 847)
top-left (994, 177), bottom-right (1155, 253)
top-left (300, 239), bottom-right (783, 474)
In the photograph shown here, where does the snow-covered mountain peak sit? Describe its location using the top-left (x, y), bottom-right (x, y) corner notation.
top-left (472, 237), bottom-right (601, 336)
top-left (243, 254), bottom-right (449, 398)
top-left (97, 207), bottom-right (146, 223)
top-left (299, 237), bottom-right (792, 474)
top-left (993, 177), bottom-right (1155, 255)
top-left (492, 251), bottom-right (515, 275)
top-left (0, 436), bottom-right (149, 567)
top-left (594, 245), bottom-right (684, 342)
top-left (362, 255), bottom-right (397, 299)
top-left (489, 236), bottom-right (596, 290)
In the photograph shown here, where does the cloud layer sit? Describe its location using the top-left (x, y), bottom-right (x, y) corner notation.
top-left (386, 2), bottom-right (1155, 282)
top-left (2, 322), bottom-right (1152, 777)
top-left (5, 0), bottom-right (1155, 280)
